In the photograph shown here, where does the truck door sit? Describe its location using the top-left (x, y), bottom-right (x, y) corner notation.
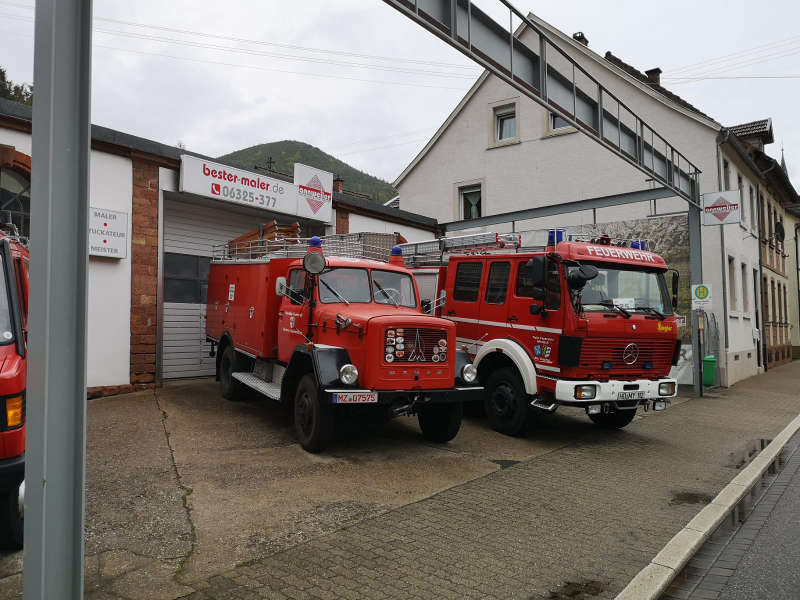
top-left (443, 259), bottom-right (484, 350)
top-left (277, 268), bottom-right (311, 363)
top-left (506, 257), bottom-right (563, 373)
top-left (478, 259), bottom-right (513, 346)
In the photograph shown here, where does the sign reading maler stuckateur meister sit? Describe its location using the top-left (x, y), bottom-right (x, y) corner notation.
top-left (179, 155), bottom-right (333, 224)
top-left (89, 207), bottom-right (128, 258)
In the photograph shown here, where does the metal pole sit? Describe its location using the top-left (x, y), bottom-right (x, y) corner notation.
top-left (25, 0), bottom-right (92, 598)
top-left (688, 202), bottom-right (703, 395)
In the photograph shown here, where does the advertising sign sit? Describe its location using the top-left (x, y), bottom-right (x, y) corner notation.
top-left (294, 162), bottom-right (334, 223)
top-left (691, 284), bottom-right (712, 309)
top-left (702, 191), bottom-right (740, 226)
top-left (89, 207), bottom-right (128, 258)
top-left (180, 154), bottom-right (297, 216)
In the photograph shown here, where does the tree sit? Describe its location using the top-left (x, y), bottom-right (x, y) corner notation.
top-left (0, 66), bottom-right (33, 106)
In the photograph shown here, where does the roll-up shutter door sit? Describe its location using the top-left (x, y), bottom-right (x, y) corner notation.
top-left (161, 197), bottom-right (281, 379)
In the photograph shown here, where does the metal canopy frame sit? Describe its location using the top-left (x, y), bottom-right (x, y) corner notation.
top-left (443, 186), bottom-right (676, 231)
top-left (382, 0), bottom-right (702, 208)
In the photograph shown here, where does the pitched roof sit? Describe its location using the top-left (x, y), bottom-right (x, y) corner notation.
top-left (729, 119), bottom-right (774, 144)
top-left (602, 52), bottom-right (713, 121)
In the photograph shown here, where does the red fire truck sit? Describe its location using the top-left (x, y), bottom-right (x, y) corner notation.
top-left (0, 230), bottom-right (28, 550)
top-left (205, 234), bottom-right (481, 452)
top-left (403, 231), bottom-right (680, 436)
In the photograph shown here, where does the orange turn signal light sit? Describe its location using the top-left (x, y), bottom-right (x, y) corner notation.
top-left (5, 395), bottom-right (23, 428)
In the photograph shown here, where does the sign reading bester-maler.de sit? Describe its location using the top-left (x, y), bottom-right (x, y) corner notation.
top-left (89, 207), bottom-right (128, 258)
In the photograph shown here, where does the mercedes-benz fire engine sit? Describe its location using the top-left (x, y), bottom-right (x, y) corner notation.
top-left (0, 231), bottom-right (28, 550)
top-left (205, 234), bottom-right (482, 452)
top-left (402, 231), bottom-right (680, 436)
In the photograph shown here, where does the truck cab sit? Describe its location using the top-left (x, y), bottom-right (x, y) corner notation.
top-left (206, 235), bottom-right (481, 452)
top-left (404, 232), bottom-right (679, 435)
top-left (0, 232), bottom-right (28, 549)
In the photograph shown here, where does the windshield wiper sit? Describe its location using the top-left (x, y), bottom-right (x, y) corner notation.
top-left (636, 305), bottom-right (665, 319)
top-left (596, 299), bottom-right (631, 318)
top-left (373, 279), bottom-right (398, 307)
top-left (319, 278), bottom-right (349, 304)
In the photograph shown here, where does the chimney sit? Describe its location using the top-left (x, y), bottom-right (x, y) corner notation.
top-left (572, 31), bottom-right (588, 46)
top-left (645, 68), bottom-right (662, 86)
top-left (333, 176), bottom-right (344, 194)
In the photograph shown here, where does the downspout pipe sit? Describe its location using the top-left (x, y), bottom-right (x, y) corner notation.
top-left (757, 182), bottom-right (767, 371)
top-left (716, 139), bottom-right (729, 363)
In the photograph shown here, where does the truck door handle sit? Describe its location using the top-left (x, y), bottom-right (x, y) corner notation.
top-left (447, 310), bottom-right (456, 316)
top-left (508, 315), bottom-right (518, 323)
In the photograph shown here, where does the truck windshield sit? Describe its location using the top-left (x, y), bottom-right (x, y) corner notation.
top-left (0, 254), bottom-right (13, 343)
top-left (372, 270), bottom-right (417, 307)
top-left (318, 268), bottom-right (372, 304)
top-left (571, 265), bottom-right (673, 316)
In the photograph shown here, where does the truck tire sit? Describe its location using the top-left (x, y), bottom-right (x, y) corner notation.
top-left (418, 402), bottom-right (463, 443)
top-left (484, 367), bottom-right (529, 436)
top-left (0, 482), bottom-right (23, 550)
top-left (294, 374), bottom-right (334, 453)
top-left (219, 345), bottom-right (244, 401)
top-left (588, 408), bottom-right (637, 429)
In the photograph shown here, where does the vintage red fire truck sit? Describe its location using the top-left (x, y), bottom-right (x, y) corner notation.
top-left (403, 231), bottom-right (680, 436)
top-left (0, 230), bottom-right (28, 549)
top-left (205, 234), bottom-right (481, 452)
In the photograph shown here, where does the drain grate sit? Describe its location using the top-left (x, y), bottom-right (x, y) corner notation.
top-left (544, 579), bottom-right (605, 599)
top-left (491, 459), bottom-right (521, 469)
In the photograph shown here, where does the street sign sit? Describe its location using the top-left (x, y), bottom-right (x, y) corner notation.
top-left (691, 284), bottom-right (712, 309)
top-left (702, 191), bottom-right (740, 226)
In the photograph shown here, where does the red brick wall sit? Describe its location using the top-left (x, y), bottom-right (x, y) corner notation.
top-left (336, 209), bottom-right (349, 234)
top-left (130, 158), bottom-right (160, 387)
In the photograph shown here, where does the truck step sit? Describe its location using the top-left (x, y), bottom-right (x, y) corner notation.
top-left (232, 372), bottom-right (282, 401)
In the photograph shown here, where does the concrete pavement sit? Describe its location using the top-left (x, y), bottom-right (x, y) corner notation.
top-left (0, 361), bottom-right (798, 599)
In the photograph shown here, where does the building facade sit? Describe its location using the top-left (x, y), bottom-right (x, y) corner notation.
top-left (394, 15), bottom-right (798, 386)
top-left (0, 98), bottom-right (436, 396)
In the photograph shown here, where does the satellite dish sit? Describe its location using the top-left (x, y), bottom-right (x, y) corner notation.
top-left (775, 221), bottom-right (785, 243)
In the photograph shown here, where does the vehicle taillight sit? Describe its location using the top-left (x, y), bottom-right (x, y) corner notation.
top-left (5, 395), bottom-right (23, 428)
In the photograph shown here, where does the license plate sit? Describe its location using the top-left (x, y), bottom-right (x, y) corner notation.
top-left (332, 392), bottom-right (378, 404)
top-left (617, 391), bottom-right (647, 401)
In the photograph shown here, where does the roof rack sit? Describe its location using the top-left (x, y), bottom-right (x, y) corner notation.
top-left (399, 232), bottom-right (521, 267)
top-left (211, 232), bottom-right (397, 263)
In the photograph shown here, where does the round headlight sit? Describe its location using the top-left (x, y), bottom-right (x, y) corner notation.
top-left (303, 252), bottom-right (326, 274)
top-left (461, 363), bottom-right (477, 383)
top-left (339, 363), bottom-right (359, 385)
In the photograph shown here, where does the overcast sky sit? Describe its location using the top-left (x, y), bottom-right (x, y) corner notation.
top-left (1, 1), bottom-right (798, 186)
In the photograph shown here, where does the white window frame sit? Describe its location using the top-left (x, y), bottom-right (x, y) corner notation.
top-left (459, 184), bottom-right (482, 221)
top-left (488, 98), bottom-right (519, 148)
top-left (544, 111), bottom-right (575, 138)
top-left (728, 255), bottom-right (738, 316)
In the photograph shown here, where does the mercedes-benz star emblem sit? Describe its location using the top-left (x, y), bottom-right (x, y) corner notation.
top-left (623, 343), bottom-right (639, 365)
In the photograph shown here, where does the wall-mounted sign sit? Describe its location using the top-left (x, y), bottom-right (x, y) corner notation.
top-left (691, 284), bottom-right (712, 309)
top-left (89, 207), bottom-right (128, 258)
top-left (179, 155), bottom-right (334, 224)
top-left (294, 162), bottom-right (333, 223)
top-left (702, 191), bottom-right (740, 226)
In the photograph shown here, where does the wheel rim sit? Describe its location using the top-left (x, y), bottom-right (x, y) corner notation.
top-left (296, 391), bottom-right (314, 438)
top-left (489, 382), bottom-right (517, 422)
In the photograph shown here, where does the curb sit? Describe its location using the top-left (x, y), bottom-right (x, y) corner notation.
top-left (615, 411), bottom-right (800, 600)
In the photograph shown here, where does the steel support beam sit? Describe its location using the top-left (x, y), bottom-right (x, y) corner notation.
top-left (24, 0), bottom-right (93, 598)
top-left (688, 203), bottom-right (703, 395)
top-left (443, 186), bottom-right (676, 232)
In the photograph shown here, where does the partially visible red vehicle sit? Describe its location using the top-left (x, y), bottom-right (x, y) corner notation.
top-left (0, 230), bottom-right (28, 550)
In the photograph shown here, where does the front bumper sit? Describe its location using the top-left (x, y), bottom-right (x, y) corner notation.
top-left (0, 453), bottom-right (24, 490)
top-left (554, 378), bottom-right (677, 408)
top-left (324, 386), bottom-right (483, 407)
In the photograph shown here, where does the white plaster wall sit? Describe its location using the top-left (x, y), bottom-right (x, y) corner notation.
top-left (347, 212), bottom-right (434, 243)
top-left (790, 212), bottom-right (800, 349)
top-left (0, 128), bottom-right (32, 155)
top-left (87, 152), bottom-right (133, 387)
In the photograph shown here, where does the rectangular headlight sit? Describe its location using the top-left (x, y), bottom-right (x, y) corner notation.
top-left (5, 395), bottom-right (23, 428)
top-left (574, 385), bottom-right (596, 400)
top-left (658, 382), bottom-right (676, 397)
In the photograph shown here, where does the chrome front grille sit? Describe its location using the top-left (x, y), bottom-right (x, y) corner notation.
top-left (384, 328), bottom-right (448, 363)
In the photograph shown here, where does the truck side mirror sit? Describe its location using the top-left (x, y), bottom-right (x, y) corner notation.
top-left (275, 276), bottom-right (287, 296)
top-left (567, 264), bottom-right (599, 291)
top-left (531, 285), bottom-right (546, 301)
top-left (529, 304), bottom-right (543, 315)
top-left (671, 271), bottom-right (679, 309)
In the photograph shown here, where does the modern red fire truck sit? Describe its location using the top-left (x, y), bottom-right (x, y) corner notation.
top-left (402, 231), bottom-right (680, 436)
top-left (0, 230), bottom-right (28, 549)
top-left (205, 234), bottom-right (481, 452)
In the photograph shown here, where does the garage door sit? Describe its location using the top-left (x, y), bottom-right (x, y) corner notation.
top-left (161, 198), bottom-right (280, 379)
